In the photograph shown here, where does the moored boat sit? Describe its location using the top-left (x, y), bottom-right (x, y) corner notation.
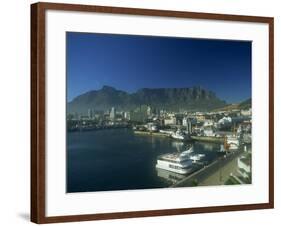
top-left (171, 129), bottom-right (189, 141)
top-left (156, 145), bottom-right (194, 174)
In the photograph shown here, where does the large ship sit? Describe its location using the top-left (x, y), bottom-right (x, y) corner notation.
top-left (156, 145), bottom-right (193, 174)
top-left (156, 168), bottom-right (186, 184)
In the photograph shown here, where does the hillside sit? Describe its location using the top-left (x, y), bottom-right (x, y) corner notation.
top-left (67, 85), bottom-right (227, 114)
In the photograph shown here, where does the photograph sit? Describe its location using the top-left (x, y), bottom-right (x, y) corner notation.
top-left (30, 2), bottom-right (274, 223)
top-left (66, 32), bottom-right (252, 193)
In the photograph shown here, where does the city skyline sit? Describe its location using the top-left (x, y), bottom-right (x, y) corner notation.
top-left (67, 32), bottom-right (252, 103)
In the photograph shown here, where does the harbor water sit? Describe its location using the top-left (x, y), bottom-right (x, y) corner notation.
top-left (67, 128), bottom-right (221, 193)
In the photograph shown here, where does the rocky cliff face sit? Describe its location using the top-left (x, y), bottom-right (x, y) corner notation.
top-left (68, 85), bottom-right (226, 113)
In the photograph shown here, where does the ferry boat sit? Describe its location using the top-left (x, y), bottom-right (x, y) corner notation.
top-left (171, 130), bottom-right (187, 140)
top-left (156, 145), bottom-right (193, 174)
top-left (156, 168), bottom-right (186, 184)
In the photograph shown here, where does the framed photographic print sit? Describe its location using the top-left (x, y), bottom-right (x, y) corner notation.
top-left (31, 2), bottom-right (274, 223)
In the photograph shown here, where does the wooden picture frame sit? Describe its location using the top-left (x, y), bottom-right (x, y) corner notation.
top-left (31, 2), bottom-right (274, 224)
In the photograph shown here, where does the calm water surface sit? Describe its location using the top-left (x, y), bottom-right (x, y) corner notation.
top-left (67, 128), bottom-right (220, 193)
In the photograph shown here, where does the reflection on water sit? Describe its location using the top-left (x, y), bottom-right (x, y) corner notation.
top-left (171, 141), bottom-right (184, 151)
top-left (200, 142), bottom-right (217, 151)
top-left (67, 128), bottom-right (222, 193)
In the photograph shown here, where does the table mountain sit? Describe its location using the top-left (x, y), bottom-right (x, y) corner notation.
top-left (67, 85), bottom-right (226, 114)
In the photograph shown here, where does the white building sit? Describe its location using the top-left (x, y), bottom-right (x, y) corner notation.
top-left (147, 106), bottom-right (152, 116)
top-left (218, 116), bottom-right (232, 125)
top-left (241, 108), bottom-right (252, 116)
top-left (203, 119), bottom-right (214, 127)
top-left (203, 127), bottom-right (215, 137)
top-left (183, 117), bottom-right (193, 134)
top-left (182, 117), bottom-right (188, 126)
top-left (110, 107), bottom-right (116, 120)
top-left (124, 111), bottom-right (130, 120)
top-left (147, 122), bottom-right (158, 132)
top-left (88, 108), bottom-right (93, 119)
top-left (164, 117), bottom-right (177, 125)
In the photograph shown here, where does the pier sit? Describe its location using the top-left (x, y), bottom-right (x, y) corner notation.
top-left (133, 130), bottom-right (170, 137)
top-left (133, 130), bottom-right (225, 144)
top-left (190, 135), bottom-right (224, 143)
top-left (68, 124), bottom-right (130, 132)
top-left (171, 149), bottom-right (243, 187)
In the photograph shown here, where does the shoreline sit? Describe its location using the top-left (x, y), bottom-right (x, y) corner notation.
top-left (133, 130), bottom-right (225, 143)
top-left (171, 149), bottom-right (244, 188)
top-left (133, 130), bottom-right (170, 137)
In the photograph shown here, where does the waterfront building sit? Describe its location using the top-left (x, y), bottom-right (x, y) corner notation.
top-left (130, 109), bottom-right (147, 122)
top-left (182, 117), bottom-right (193, 134)
top-left (182, 117), bottom-right (188, 126)
top-left (110, 107), bottom-right (116, 120)
top-left (203, 119), bottom-right (215, 127)
top-left (124, 111), bottom-right (130, 120)
top-left (241, 108), bottom-right (252, 116)
top-left (146, 122), bottom-right (158, 132)
top-left (218, 116), bottom-right (232, 125)
top-left (164, 116), bottom-right (177, 125)
top-left (203, 126), bottom-right (215, 137)
top-left (175, 114), bottom-right (184, 125)
top-left (195, 113), bottom-right (205, 122)
top-left (88, 108), bottom-right (94, 119)
top-left (147, 106), bottom-right (152, 116)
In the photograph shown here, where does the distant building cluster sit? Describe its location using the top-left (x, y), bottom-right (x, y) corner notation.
top-left (67, 104), bottom-right (252, 145)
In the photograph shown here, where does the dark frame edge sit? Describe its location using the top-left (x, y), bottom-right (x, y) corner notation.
top-left (41, 203), bottom-right (272, 224)
top-left (30, 2), bottom-right (274, 224)
top-left (268, 18), bottom-right (274, 209)
top-left (31, 2), bottom-right (47, 224)
top-left (35, 2), bottom-right (273, 23)
top-left (30, 3), bottom-right (39, 223)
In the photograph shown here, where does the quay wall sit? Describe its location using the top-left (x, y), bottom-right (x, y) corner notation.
top-left (133, 130), bottom-right (170, 137)
top-left (171, 150), bottom-right (243, 188)
top-left (191, 136), bottom-right (224, 143)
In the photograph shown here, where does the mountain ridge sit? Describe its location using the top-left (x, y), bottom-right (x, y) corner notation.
top-left (68, 85), bottom-right (227, 114)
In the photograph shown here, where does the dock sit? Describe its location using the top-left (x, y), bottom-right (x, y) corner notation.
top-left (134, 131), bottom-right (226, 144)
top-left (190, 135), bottom-right (224, 143)
top-left (171, 149), bottom-right (243, 187)
top-left (133, 130), bottom-right (170, 137)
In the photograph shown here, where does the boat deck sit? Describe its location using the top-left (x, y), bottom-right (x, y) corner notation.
top-left (160, 153), bottom-right (181, 161)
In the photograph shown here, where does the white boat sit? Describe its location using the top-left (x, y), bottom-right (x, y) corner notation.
top-left (159, 129), bottom-right (174, 135)
top-left (156, 146), bottom-right (193, 174)
top-left (171, 130), bottom-right (186, 140)
top-left (227, 135), bottom-right (240, 150)
top-left (156, 168), bottom-right (186, 184)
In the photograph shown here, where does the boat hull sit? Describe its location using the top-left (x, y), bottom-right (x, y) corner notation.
top-left (156, 160), bottom-right (193, 175)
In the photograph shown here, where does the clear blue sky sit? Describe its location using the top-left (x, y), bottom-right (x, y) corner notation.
top-left (67, 32), bottom-right (251, 103)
